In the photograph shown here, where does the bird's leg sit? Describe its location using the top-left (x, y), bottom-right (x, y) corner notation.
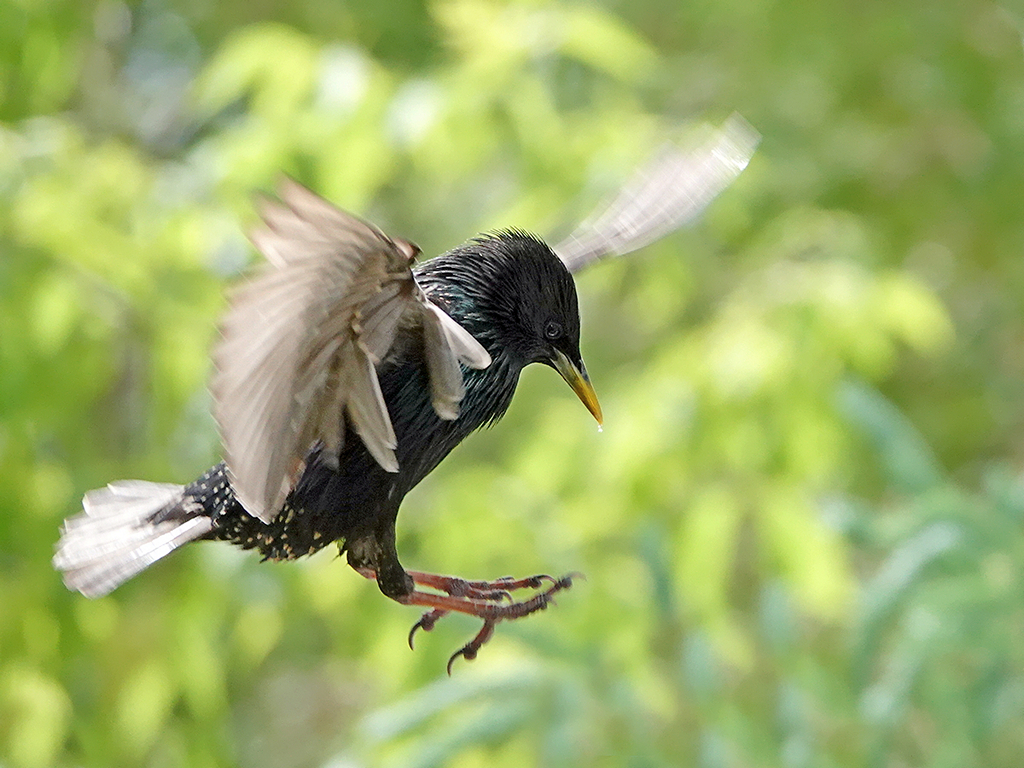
top-left (353, 566), bottom-right (578, 673)
top-left (402, 573), bottom-right (576, 673)
top-left (404, 570), bottom-right (559, 602)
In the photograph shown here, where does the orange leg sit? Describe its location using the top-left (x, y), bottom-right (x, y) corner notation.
top-left (355, 567), bottom-right (579, 673)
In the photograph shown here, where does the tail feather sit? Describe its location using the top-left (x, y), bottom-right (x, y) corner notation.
top-left (54, 480), bottom-right (214, 598)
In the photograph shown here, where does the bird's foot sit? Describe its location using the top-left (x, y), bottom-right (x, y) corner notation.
top-left (406, 570), bottom-right (560, 602)
top-left (356, 568), bottom-right (579, 673)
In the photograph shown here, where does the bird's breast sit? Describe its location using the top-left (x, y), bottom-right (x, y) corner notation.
top-left (381, 351), bottom-right (521, 493)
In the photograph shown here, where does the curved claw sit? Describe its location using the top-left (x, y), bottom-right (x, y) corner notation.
top-left (446, 645), bottom-right (474, 676)
top-left (446, 620), bottom-right (495, 675)
top-left (408, 608), bottom-right (447, 650)
top-left (408, 622), bottom-right (421, 651)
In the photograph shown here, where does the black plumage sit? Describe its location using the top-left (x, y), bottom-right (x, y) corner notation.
top-left (54, 116), bottom-right (759, 669)
top-left (57, 218), bottom-right (599, 668)
top-left (208, 231), bottom-right (591, 598)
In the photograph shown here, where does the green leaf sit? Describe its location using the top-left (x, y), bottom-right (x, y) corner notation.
top-left (560, 6), bottom-right (659, 83)
top-left (839, 380), bottom-right (944, 493)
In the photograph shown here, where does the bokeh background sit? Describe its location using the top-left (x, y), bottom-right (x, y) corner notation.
top-left (3, 0), bottom-right (1024, 766)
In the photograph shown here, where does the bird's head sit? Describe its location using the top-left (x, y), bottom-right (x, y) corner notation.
top-left (423, 231), bottom-right (602, 424)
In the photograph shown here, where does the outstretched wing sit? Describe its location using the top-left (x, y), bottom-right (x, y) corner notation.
top-left (554, 114), bottom-right (760, 273)
top-left (212, 179), bottom-right (491, 523)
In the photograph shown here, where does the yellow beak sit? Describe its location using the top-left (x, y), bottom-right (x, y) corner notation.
top-left (552, 350), bottom-right (603, 425)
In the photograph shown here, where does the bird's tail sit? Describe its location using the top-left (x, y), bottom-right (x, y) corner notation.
top-left (53, 480), bottom-right (214, 598)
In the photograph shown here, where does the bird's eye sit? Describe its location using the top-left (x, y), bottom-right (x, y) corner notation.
top-left (544, 321), bottom-right (563, 340)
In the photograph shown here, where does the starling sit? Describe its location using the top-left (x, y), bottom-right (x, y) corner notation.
top-left (54, 116), bottom-right (758, 671)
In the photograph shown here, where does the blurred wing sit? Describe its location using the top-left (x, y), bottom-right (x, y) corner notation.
top-left (554, 114), bottom-right (760, 273)
top-left (213, 179), bottom-right (490, 523)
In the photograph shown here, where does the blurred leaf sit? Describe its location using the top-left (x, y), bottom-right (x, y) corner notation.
top-left (191, 23), bottom-right (319, 119)
top-left (854, 521), bottom-right (961, 679)
top-left (560, 6), bottom-right (658, 83)
top-left (839, 380), bottom-right (944, 493)
top-left (115, 660), bottom-right (176, 758)
top-left (758, 484), bottom-right (853, 620)
top-left (0, 667), bottom-right (69, 767)
top-left (4, 0), bottom-right (1024, 767)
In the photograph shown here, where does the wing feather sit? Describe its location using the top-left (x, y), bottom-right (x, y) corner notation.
top-left (359, 281), bottom-right (411, 361)
top-left (212, 179), bottom-right (490, 523)
top-left (422, 303), bottom-right (468, 420)
top-left (344, 345), bottom-right (399, 471)
top-left (554, 114), bottom-right (760, 273)
top-left (431, 304), bottom-right (492, 370)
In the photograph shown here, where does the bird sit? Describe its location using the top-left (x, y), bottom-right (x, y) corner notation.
top-left (54, 116), bottom-right (758, 672)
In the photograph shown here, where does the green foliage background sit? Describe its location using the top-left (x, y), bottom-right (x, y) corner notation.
top-left (2, 0), bottom-right (1023, 765)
